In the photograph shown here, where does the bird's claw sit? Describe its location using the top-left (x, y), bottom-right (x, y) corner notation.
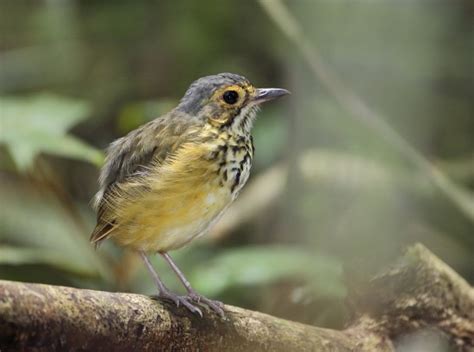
top-left (187, 292), bottom-right (225, 318)
top-left (158, 290), bottom-right (203, 317)
top-left (154, 289), bottom-right (224, 317)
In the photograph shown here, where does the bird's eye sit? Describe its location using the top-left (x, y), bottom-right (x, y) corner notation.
top-left (223, 90), bottom-right (239, 105)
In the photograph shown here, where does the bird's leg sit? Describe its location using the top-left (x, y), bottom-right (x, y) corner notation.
top-left (139, 251), bottom-right (202, 316)
top-left (160, 252), bottom-right (225, 317)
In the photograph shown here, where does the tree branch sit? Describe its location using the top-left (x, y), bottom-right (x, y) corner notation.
top-left (1, 244), bottom-right (472, 351)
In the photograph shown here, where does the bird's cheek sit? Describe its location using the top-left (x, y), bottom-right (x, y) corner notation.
top-left (209, 110), bottom-right (232, 126)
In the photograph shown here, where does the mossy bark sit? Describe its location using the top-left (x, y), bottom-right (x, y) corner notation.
top-left (0, 244), bottom-right (472, 351)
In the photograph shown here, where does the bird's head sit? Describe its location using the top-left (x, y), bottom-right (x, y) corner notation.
top-left (177, 73), bottom-right (290, 134)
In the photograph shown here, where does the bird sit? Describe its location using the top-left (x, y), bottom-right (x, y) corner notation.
top-left (90, 73), bottom-right (290, 317)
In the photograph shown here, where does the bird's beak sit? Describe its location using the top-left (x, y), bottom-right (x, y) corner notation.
top-left (253, 88), bottom-right (291, 104)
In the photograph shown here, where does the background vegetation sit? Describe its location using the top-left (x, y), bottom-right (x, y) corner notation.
top-left (1, 0), bottom-right (472, 329)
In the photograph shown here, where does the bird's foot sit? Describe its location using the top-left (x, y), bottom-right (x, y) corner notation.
top-left (157, 289), bottom-right (203, 317)
top-left (187, 291), bottom-right (225, 318)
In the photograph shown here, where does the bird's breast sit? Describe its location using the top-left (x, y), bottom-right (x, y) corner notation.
top-left (207, 133), bottom-right (254, 199)
top-left (109, 132), bottom-right (254, 252)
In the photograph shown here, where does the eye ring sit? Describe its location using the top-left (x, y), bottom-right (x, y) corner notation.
top-left (223, 90), bottom-right (239, 105)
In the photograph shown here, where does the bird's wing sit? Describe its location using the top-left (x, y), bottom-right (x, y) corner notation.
top-left (90, 113), bottom-right (200, 245)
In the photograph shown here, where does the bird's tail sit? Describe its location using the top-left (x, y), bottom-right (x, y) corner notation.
top-left (90, 221), bottom-right (115, 248)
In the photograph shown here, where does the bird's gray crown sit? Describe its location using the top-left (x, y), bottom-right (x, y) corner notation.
top-left (177, 73), bottom-right (250, 115)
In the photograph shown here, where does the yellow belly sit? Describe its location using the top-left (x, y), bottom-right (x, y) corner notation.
top-left (109, 145), bottom-right (232, 252)
top-left (114, 184), bottom-right (229, 252)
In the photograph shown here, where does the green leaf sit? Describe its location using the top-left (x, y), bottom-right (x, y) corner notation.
top-left (188, 246), bottom-right (345, 298)
top-left (0, 93), bottom-right (103, 170)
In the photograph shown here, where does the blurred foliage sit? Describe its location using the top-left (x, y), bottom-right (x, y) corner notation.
top-left (0, 94), bottom-right (103, 170)
top-left (117, 99), bottom-right (177, 133)
top-left (0, 0), bottom-right (472, 329)
top-left (0, 178), bottom-right (110, 281)
top-left (188, 246), bottom-right (345, 298)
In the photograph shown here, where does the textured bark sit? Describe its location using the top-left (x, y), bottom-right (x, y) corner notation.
top-left (0, 244), bottom-right (472, 351)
